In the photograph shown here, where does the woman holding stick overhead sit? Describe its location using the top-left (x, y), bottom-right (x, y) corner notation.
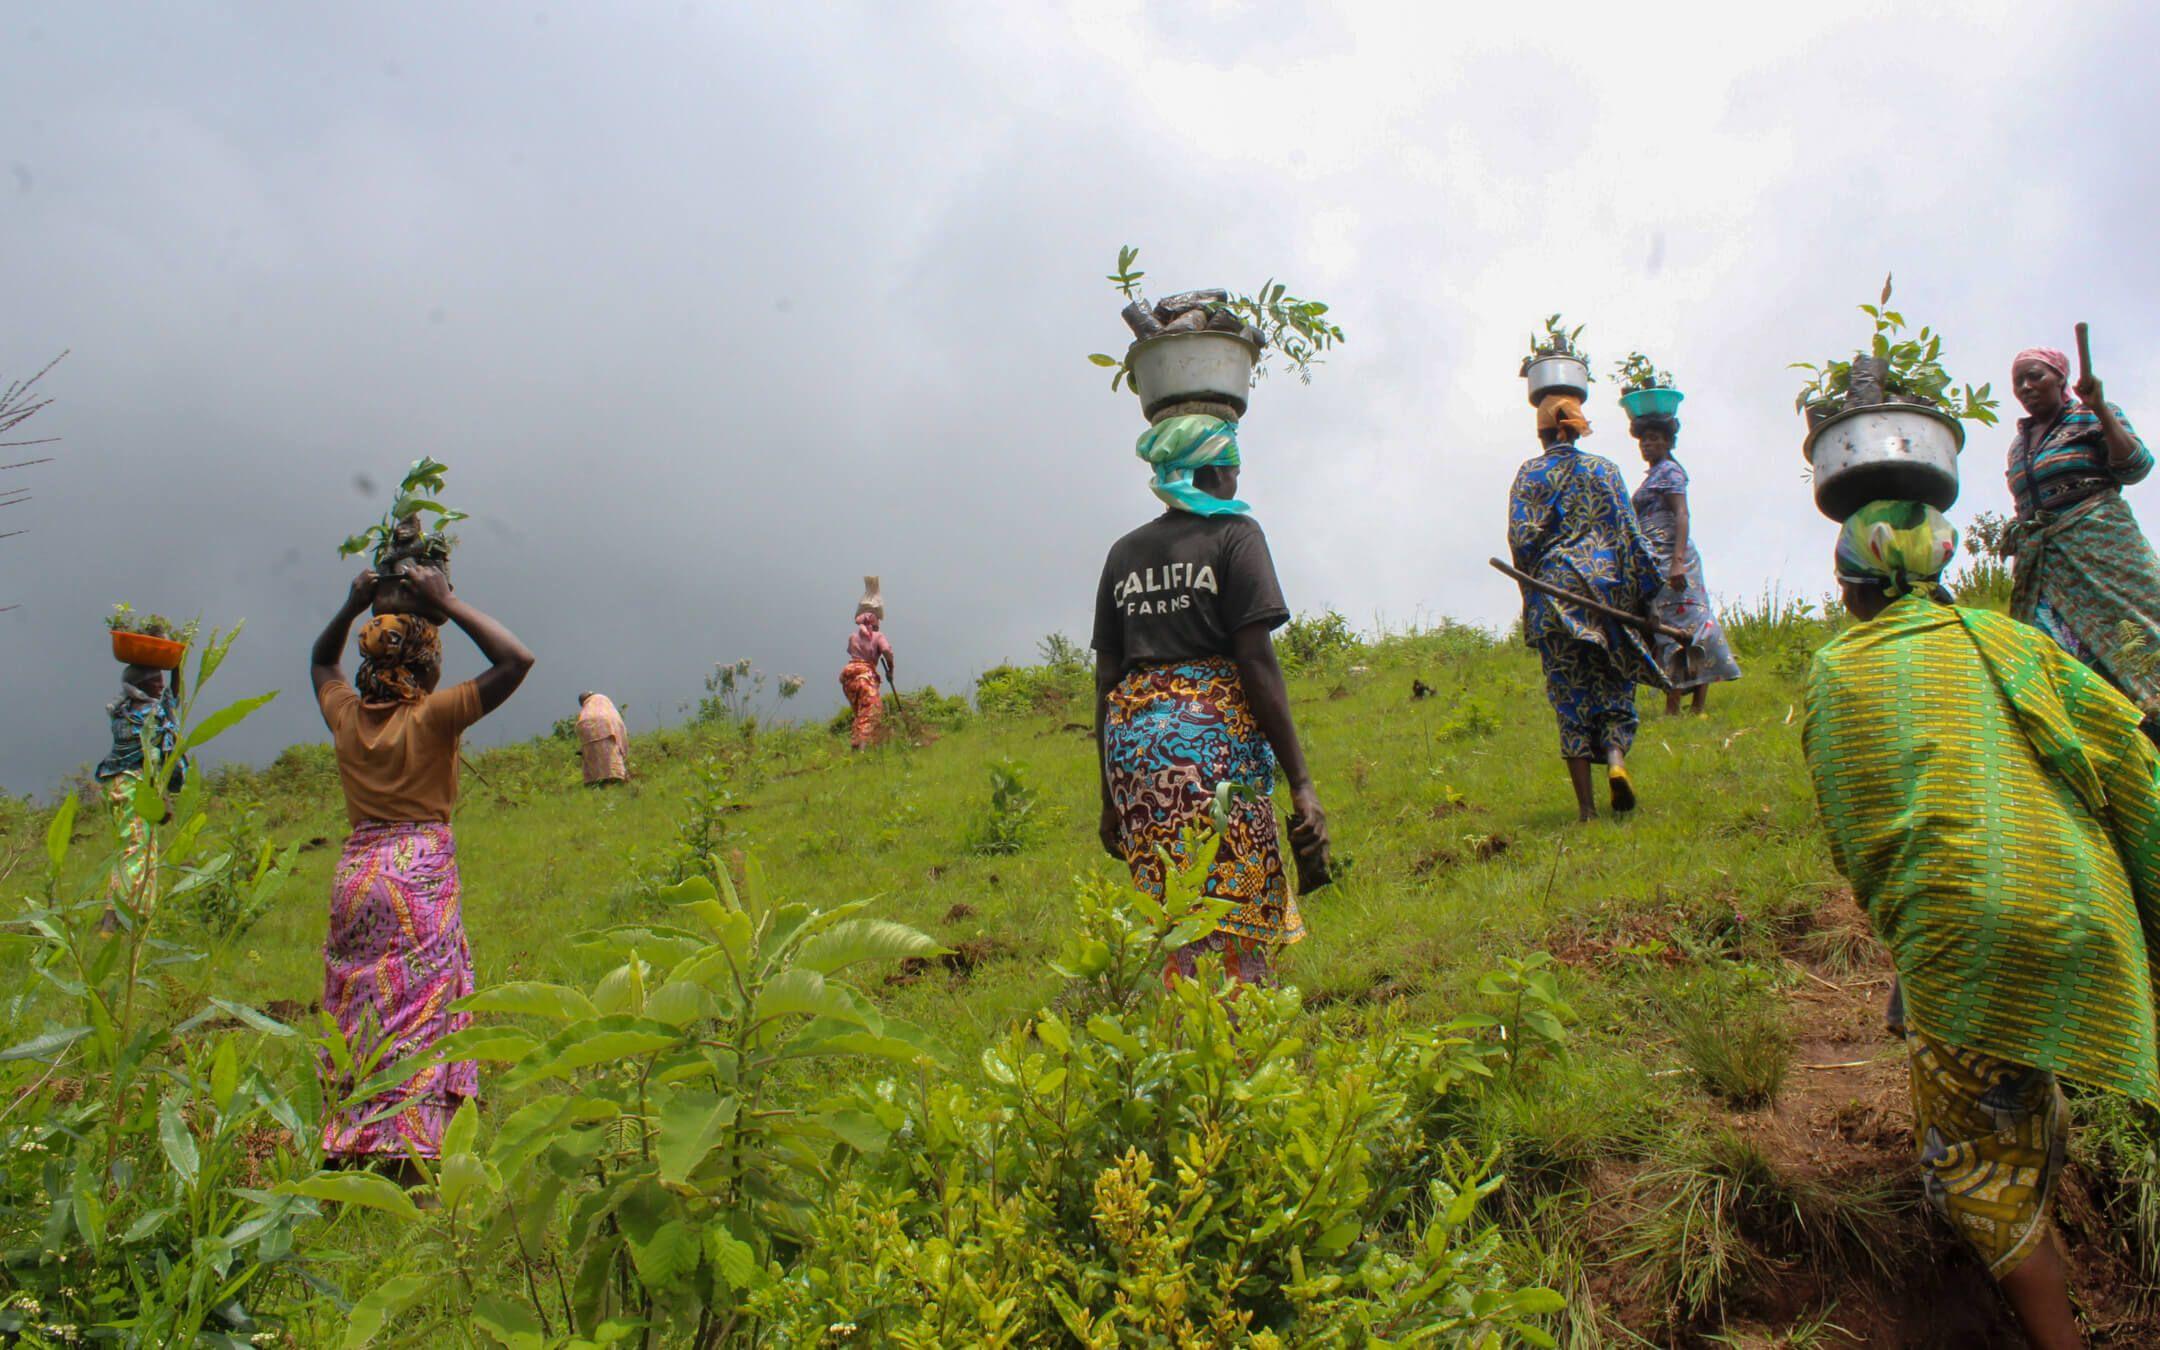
top-left (1508, 393), bottom-right (1666, 820)
top-left (307, 564), bottom-right (532, 1175)
top-left (2005, 327), bottom-right (2160, 735)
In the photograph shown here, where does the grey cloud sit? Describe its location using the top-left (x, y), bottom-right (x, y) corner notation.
top-left (7, 1), bottom-right (2160, 792)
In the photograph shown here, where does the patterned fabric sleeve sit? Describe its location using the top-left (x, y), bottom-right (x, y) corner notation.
top-left (1507, 459), bottom-right (1556, 573)
top-left (1643, 458), bottom-right (1688, 498)
top-left (2106, 402), bottom-right (2153, 485)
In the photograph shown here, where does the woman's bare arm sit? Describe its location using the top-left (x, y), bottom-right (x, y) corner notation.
top-left (409, 569), bottom-right (535, 715)
top-left (1231, 622), bottom-right (1328, 859)
top-left (310, 570), bottom-right (378, 696)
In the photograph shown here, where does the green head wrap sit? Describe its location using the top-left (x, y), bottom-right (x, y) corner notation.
top-left (1135, 414), bottom-right (1247, 516)
top-left (1834, 500), bottom-right (1959, 598)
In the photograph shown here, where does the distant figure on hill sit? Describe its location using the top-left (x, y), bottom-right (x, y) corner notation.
top-left (1804, 501), bottom-right (2160, 1350)
top-left (840, 578), bottom-right (894, 750)
top-left (1092, 411), bottom-right (1329, 987)
top-left (2003, 343), bottom-right (2160, 739)
top-left (308, 565), bottom-right (533, 1180)
top-left (1508, 393), bottom-right (1665, 821)
top-left (575, 691), bottom-right (629, 786)
top-left (1628, 412), bottom-right (1742, 714)
top-left (94, 661), bottom-right (186, 916)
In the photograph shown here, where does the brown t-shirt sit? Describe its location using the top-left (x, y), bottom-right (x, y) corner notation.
top-left (318, 680), bottom-right (484, 825)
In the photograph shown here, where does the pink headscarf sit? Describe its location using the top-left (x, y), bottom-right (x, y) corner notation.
top-left (2013, 347), bottom-right (2071, 385)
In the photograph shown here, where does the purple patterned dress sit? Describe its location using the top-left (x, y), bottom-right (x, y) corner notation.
top-left (1630, 457), bottom-right (1743, 692)
top-left (320, 821), bottom-right (478, 1159)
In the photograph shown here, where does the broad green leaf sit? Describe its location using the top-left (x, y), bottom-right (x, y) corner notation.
top-left (644, 979), bottom-right (709, 1029)
top-left (1087, 353), bottom-right (1118, 368)
top-left (44, 793), bottom-right (78, 870)
top-left (471, 1293), bottom-right (545, 1347)
top-left (456, 982), bottom-right (598, 1023)
top-left (180, 691), bottom-right (278, 753)
top-left (443, 1098), bottom-right (479, 1159)
top-left (794, 919), bottom-right (944, 975)
top-left (0, 1025), bottom-right (92, 1063)
top-left (210, 1037), bottom-right (239, 1112)
top-left (503, 1016), bottom-right (684, 1089)
top-left (489, 1093), bottom-right (581, 1177)
top-left (280, 1171), bottom-right (421, 1221)
top-left (751, 967), bottom-right (867, 1029)
top-left (158, 1099), bottom-right (200, 1188)
top-left (806, 1107), bottom-right (889, 1153)
top-left (627, 1218), bottom-right (700, 1292)
top-left (657, 1090), bottom-right (739, 1185)
top-left (208, 997), bottom-right (298, 1038)
top-left (708, 1230), bottom-right (759, 1291)
top-left (438, 1152), bottom-right (495, 1213)
top-left (421, 1026), bottom-right (541, 1064)
top-left (342, 1273), bottom-right (430, 1349)
top-left (656, 874), bottom-right (719, 910)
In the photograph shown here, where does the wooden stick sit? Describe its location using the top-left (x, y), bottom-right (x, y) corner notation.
top-left (1488, 557), bottom-right (1691, 643)
top-left (2075, 322), bottom-right (2094, 385)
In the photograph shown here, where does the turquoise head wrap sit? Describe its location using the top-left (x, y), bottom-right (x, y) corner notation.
top-left (1136, 414), bottom-right (1247, 516)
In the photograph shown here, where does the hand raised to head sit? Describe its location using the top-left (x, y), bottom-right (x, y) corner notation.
top-left (348, 568), bottom-right (380, 610)
top-left (405, 564), bottom-right (455, 615)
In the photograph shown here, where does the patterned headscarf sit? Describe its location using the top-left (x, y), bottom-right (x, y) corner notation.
top-left (2013, 347), bottom-right (2072, 386)
top-left (1537, 393), bottom-right (1591, 439)
top-left (1136, 413), bottom-right (1247, 516)
top-left (354, 613), bottom-right (442, 704)
top-left (1834, 500), bottom-right (1959, 599)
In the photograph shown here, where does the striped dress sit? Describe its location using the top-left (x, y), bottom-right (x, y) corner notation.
top-left (1802, 592), bottom-right (2160, 1107)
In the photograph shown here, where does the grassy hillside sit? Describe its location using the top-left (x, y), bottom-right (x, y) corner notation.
top-left (6, 584), bottom-right (2159, 1346)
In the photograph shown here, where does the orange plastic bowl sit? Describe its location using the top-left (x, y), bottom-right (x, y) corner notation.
top-left (111, 629), bottom-right (187, 670)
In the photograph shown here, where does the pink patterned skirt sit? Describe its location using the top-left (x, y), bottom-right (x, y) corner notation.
top-left (320, 820), bottom-right (478, 1160)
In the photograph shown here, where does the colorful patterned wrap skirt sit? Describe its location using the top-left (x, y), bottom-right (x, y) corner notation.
top-left (320, 821), bottom-right (478, 1160)
top-left (1103, 657), bottom-right (1300, 983)
top-left (101, 772), bottom-right (157, 913)
top-left (839, 659), bottom-right (884, 748)
top-left (1907, 1027), bottom-right (2068, 1277)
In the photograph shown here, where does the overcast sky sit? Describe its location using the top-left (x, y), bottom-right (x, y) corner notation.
top-left (6, 0), bottom-right (2159, 793)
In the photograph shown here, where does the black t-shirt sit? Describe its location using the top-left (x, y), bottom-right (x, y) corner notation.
top-left (1091, 512), bottom-right (1290, 676)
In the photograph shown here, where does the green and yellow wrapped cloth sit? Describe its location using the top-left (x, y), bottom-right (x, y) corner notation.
top-left (1803, 591), bottom-right (2160, 1107)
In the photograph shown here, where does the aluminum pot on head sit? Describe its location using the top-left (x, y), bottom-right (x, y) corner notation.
top-left (1524, 355), bottom-right (1591, 407)
top-left (1127, 330), bottom-right (1259, 422)
top-left (1804, 401), bottom-right (1964, 521)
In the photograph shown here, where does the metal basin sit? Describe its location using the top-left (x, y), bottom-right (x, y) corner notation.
top-left (1524, 355), bottom-right (1590, 406)
top-left (1803, 402), bottom-right (1964, 520)
top-left (1128, 331), bottom-right (1258, 421)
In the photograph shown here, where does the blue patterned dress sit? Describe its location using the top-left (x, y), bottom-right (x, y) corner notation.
top-left (1508, 444), bottom-right (1666, 758)
top-left (1631, 457), bottom-right (1743, 692)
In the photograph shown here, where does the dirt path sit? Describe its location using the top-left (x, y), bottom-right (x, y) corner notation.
top-left (1715, 891), bottom-right (2160, 1347)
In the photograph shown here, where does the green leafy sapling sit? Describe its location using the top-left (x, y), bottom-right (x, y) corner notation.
top-left (1521, 314), bottom-right (1592, 377)
top-left (1088, 244), bottom-right (1345, 392)
top-left (1613, 351), bottom-right (1674, 393)
top-left (105, 602), bottom-right (199, 643)
top-left (338, 456), bottom-right (469, 567)
top-left (1791, 274), bottom-right (1999, 426)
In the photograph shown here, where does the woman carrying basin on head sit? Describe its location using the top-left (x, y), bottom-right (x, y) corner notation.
top-left (1627, 412), bottom-right (1742, 714)
top-left (1803, 500), bottom-right (2160, 1350)
top-left (1508, 393), bottom-right (1666, 820)
top-left (1092, 411), bottom-right (1329, 986)
top-left (307, 564), bottom-right (533, 1172)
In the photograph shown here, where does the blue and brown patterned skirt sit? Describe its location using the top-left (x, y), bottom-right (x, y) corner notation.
top-left (1103, 657), bottom-right (1300, 982)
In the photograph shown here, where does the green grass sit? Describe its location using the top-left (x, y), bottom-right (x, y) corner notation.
top-left (0, 611), bottom-right (1928, 1341)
